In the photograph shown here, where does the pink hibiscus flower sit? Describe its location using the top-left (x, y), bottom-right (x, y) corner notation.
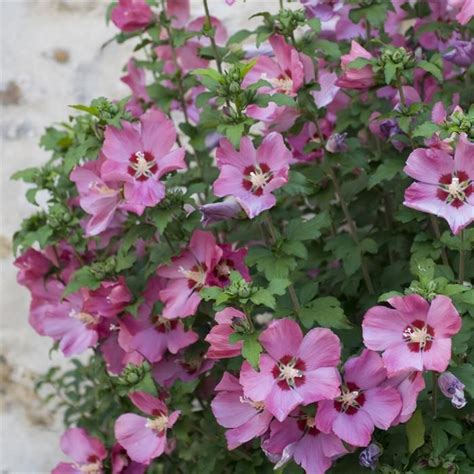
top-left (36, 279), bottom-right (130, 357)
top-left (454, 0), bottom-right (474, 25)
top-left (121, 59), bottom-right (151, 118)
top-left (316, 349), bottom-right (402, 447)
top-left (115, 392), bottom-right (180, 465)
top-left (384, 371), bottom-right (425, 424)
top-left (211, 372), bottom-right (273, 449)
top-left (101, 110), bottom-right (186, 210)
top-left (362, 294), bottom-right (462, 375)
top-left (337, 41), bottom-right (375, 90)
top-left (239, 319), bottom-right (341, 421)
top-left (111, 0), bottom-right (153, 32)
top-left (243, 35), bottom-right (313, 131)
top-left (205, 307), bottom-right (246, 360)
top-left (152, 353), bottom-right (214, 388)
top-left (111, 443), bottom-right (146, 474)
top-left (101, 331), bottom-right (144, 376)
top-left (213, 133), bottom-right (291, 219)
top-left (119, 304), bottom-right (198, 363)
top-left (52, 428), bottom-right (107, 474)
top-left (403, 133), bottom-right (474, 235)
top-left (206, 244), bottom-right (251, 287)
top-left (263, 410), bottom-right (347, 474)
top-left (157, 230), bottom-right (223, 318)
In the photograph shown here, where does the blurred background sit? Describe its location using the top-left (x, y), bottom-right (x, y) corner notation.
top-left (0, 1), bottom-right (281, 471)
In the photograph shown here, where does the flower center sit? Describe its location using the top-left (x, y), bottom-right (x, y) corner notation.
top-left (296, 415), bottom-right (319, 436)
top-left (70, 310), bottom-right (97, 326)
top-left (272, 355), bottom-right (306, 390)
top-left (128, 151), bottom-right (158, 181)
top-left (239, 395), bottom-right (265, 412)
top-left (334, 382), bottom-right (365, 415)
top-left (153, 315), bottom-right (178, 333)
top-left (403, 319), bottom-right (434, 352)
top-left (242, 164), bottom-right (272, 196)
top-left (180, 264), bottom-right (207, 289)
top-left (146, 414), bottom-right (169, 433)
top-left (77, 461), bottom-right (101, 474)
top-left (270, 75), bottom-right (293, 94)
top-left (437, 171), bottom-right (472, 208)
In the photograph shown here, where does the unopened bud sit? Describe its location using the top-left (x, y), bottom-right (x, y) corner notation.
top-left (438, 371), bottom-right (467, 409)
top-left (359, 443), bottom-right (382, 471)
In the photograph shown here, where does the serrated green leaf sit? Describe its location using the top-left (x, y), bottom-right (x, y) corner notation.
top-left (299, 297), bottom-right (351, 329)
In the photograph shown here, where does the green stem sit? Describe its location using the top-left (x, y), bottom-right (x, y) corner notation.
top-left (203, 0), bottom-right (223, 74)
top-left (432, 371), bottom-right (438, 419)
top-left (429, 215), bottom-right (451, 269)
top-left (279, 0), bottom-right (284, 9)
top-left (396, 72), bottom-right (406, 107)
top-left (315, 119), bottom-right (375, 295)
top-left (263, 215), bottom-right (301, 314)
top-left (459, 230), bottom-right (465, 283)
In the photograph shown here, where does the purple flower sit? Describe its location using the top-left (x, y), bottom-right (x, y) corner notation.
top-left (438, 371), bottom-right (467, 409)
top-left (442, 40), bottom-right (474, 68)
top-left (199, 200), bottom-right (242, 226)
top-left (359, 443), bottom-right (382, 471)
top-left (325, 133), bottom-right (348, 153)
top-left (301, 0), bottom-right (344, 21)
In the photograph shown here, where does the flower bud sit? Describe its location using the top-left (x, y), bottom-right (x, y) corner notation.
top-left (438, 371), bottom-right (467, 409)
top-left (325, 133), bottom-right (348, 153)
top-left (359, 443), bottom-right (382, 471)
top-left (199, 200), bottom-right (242, 226)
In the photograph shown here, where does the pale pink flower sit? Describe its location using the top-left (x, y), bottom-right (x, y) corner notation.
top-left (211, 372), bottom-right (273, 449)
top-left (363, 294), bottom-right (462, 375)
top-left (263, 410), bottom-right (347, 474)
top-left (213, 133), bottom-right (291, 219)
top-left (115, 392), bottom-right (180, 465)
top-left (101, 110), bottom-right (186, 210)
top-left (337, 41), bottom-right (375, 90)
top-left (52, 428), bottom-right (107, 474)
top-left (205, 307), bottom-right (245, 359)
top-left (403, 133), bottom-right (474, 235)
top-left (157, 230), bottom-right (223, 318)
top-left (111, 0), bottom-right (153, 32)
top-left (455, 0), bottom-right (474, 24)
top-left (316, 349), bottom-right (402, 447)
top-left (240, 319), bottom-right (341, 422)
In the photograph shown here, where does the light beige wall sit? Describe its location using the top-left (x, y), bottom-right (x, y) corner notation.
top-left (0, 1), bottom-right (285, 471)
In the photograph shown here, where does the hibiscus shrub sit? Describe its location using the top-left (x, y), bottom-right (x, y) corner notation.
top-left (12, 0), bottom-right (474, 473)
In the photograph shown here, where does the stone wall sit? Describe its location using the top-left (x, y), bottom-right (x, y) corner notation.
top-left (0, 1), bottom-right (281, 471)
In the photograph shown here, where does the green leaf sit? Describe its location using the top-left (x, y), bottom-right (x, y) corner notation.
top-left (431, 423), bottom-right (449, 456)
top-left (378, 291), bottom-right (403, 302)
top-left (227, 29), bottom-right (253, 45)
top-left (299, 297), bottom-right (351, 329)
top-left (200, 286), bottom-right (225, 302)
top-left (406, 409), bottom-right (425, 454)
top-left (360, 238), bottom-right (378, 255)
top-left (412, 122), bottom-right (440, 138)
top-left (69, 104), bottom-right (100, 117)
top-left (313, 39), bottom-right (341, 60)
top-left (286, 212), bottom-right (330, 241)
top-left (281, 240), bottom-right (308, 259)
top-left (63, 267), bottom-right (101, 297)
top-left (11, 167), bottom-right (39, 183)
top-left (133, 372), bottom-right (157, 396)
top-left (149, 208), bottom-right (174, 234)
top-left (307, 18), bottom-right (321, 33)
top-left (241, 333), bottom-right (263, 369)
top-left (251, 289), bottom-right (276, 309)
top-left (418, 60), bottom-right (443, 81)
top-left (348, 57), bottom-right (372, 69)
top-left (268, 278), bottom-right (291, 296)
top-left (384, 62), bottom-right (398, 85)
top-left (368, 158), bottom-right (404, 189)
